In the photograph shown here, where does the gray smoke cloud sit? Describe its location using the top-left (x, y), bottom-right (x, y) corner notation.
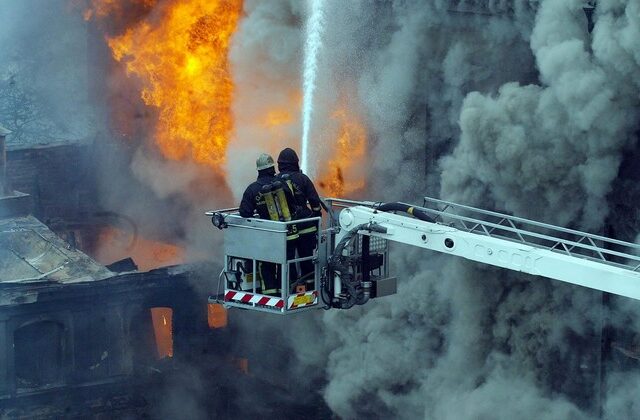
top-left (227, 0), bottom-right (640, 418)
top-left (3, 0), bottom-right (640, 419)
top-left (441, 0), bottom-right (639, 230)
top-left (0, 0), bottom-right (97, 145)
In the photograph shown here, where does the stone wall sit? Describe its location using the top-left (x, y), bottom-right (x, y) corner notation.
top-left (0, 266), bottom-right (210, 418)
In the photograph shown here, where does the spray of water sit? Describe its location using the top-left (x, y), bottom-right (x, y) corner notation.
top-left (300, 0), bottom-right (325, 176)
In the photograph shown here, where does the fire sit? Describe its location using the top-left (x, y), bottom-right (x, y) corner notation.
top-left (317, 106), bottom-right (367, 197)
top-left (263, 108), bottom-right (294, 128)
top-left (207, 303), bottom-right (228, 329)
top-left (231, 357), bottom-right (249, 375)
top-left (150, 307), bottom-right (173, 359)
top-left (86, 0), bottom-right (242, 169)
top-left (93, 226), bottom-right (184, 271)
top-left (84, 1), bottom-right (368, 197)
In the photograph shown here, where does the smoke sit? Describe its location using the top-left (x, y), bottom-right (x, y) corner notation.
top-left (0, 0), bottom-right (231, 267)
top-left (226, 0), bottom-right (372, 198)
top-left (4, 0), bottom-right (640, 419)
top-left (344, 0), bottom-right (539, 202)
top-left (0, 0), bottom-right (97, 144)
top-left (441, 0), bottom-right (639, 230)
top-left (225, 0), bottom-right (305, 197)
top-left (239, 0), bottom-right (640, 419)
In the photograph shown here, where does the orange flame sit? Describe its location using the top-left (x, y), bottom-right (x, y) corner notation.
top-left (85, 1), bottom-right (368, 199)
top-left (86, 0), bottom-right (242, 169)
top-left (151, 307), bottom-right (173, 359)
top-left (317, 106), bottom-right (367, 197)
top-left (263, 108), bottom-right (294, 128)
top-left (207, 303), bottom-right (228, 329)
top-left (94, 226), bottom-right (184, 271)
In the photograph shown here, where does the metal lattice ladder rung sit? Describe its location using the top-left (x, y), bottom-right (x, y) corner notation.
top-left (420, 196), bottom-right (640, 274)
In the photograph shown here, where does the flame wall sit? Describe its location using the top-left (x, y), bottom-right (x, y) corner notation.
top-left (85, 0), bottom-right (368, 202)
top-left (88, 0), bottom-right (241, 169)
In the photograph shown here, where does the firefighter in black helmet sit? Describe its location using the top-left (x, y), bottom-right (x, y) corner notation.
top-left (239, 153), bottom-right (299, 294)
top-left (276, 148), bottom-right (322, 287)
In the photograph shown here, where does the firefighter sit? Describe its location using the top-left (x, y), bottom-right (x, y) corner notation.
top-left (276, 148), bottom-right (322, 287)
top-left (239, 153), bottom-right (298, 295)
top-left (239, 153), bottom-right (276, 218)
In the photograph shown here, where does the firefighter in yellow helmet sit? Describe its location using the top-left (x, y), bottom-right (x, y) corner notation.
top-left (240, 153), bottom-right (277, 219)
top-left (239, 153), bottom-right (299, 294)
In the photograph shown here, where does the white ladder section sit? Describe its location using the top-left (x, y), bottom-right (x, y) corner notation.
top-left (337, 197), bottom-right (640, 301)
top-left (420, 196), bottom-right (640, 273)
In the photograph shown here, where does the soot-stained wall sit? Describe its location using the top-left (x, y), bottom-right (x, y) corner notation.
top-left (0, 266), bottom-right (208, 418)
top-left (5, 143), bottom-right (98, 221)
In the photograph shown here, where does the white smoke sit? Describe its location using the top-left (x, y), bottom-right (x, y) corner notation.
top-left (226, 0), bottom-right (376, 199)
top-left (225, 0), bottom-right (305, 197)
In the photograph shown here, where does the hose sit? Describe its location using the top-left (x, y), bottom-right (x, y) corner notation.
top-left (320, 268), bottom-right (333, 310)
top-left (332, 223), bottom-right (368, 258)
top-left (375, 202), bottom-right (435, 223)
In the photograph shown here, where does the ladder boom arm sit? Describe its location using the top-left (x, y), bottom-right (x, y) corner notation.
top-left (339, 206), bottom-right (640, 301)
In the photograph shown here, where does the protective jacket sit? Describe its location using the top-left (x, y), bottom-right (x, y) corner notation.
top-left (239, 170), bottom-right (298, 293)
top-left (239, 171), bottom-right (299, 239)
top-left (239, 173), bottom-right (276, 219)
top-left (277, 165), bottom-right (322, 218)
top-left (276, 148), bottom-right (321, 284)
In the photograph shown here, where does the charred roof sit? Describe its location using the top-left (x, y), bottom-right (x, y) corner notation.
top-left (0, 215), bottom-right (112, 285)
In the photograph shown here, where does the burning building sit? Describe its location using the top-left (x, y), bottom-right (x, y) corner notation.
top-left (0, 127), bottom-right (328, 418)
top-left (0, 217), bottom-right (198, 417)
top-left (0, 126), bottom-right (205, 416)
top-left (2, 0), bottom-right (640, 419)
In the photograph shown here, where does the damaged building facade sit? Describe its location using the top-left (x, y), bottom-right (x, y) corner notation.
top-left (0, 221), bottom-right (202, 416)
top-left (0, 126), bottom-right (329, 418)
top-left (0, 126), bottom-right (207, 417)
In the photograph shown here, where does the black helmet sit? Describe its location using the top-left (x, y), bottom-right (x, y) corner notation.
top-left (277, 148), bottom-right (299, 164)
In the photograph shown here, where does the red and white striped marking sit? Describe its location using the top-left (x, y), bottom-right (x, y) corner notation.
top-left (225, 290), bottom-right (284, 309)
top-left (287, 290), bottom-right (318, 310)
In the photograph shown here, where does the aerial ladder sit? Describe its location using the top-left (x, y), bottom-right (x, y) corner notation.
top-left (206, 196), bottom-right (640, 314)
